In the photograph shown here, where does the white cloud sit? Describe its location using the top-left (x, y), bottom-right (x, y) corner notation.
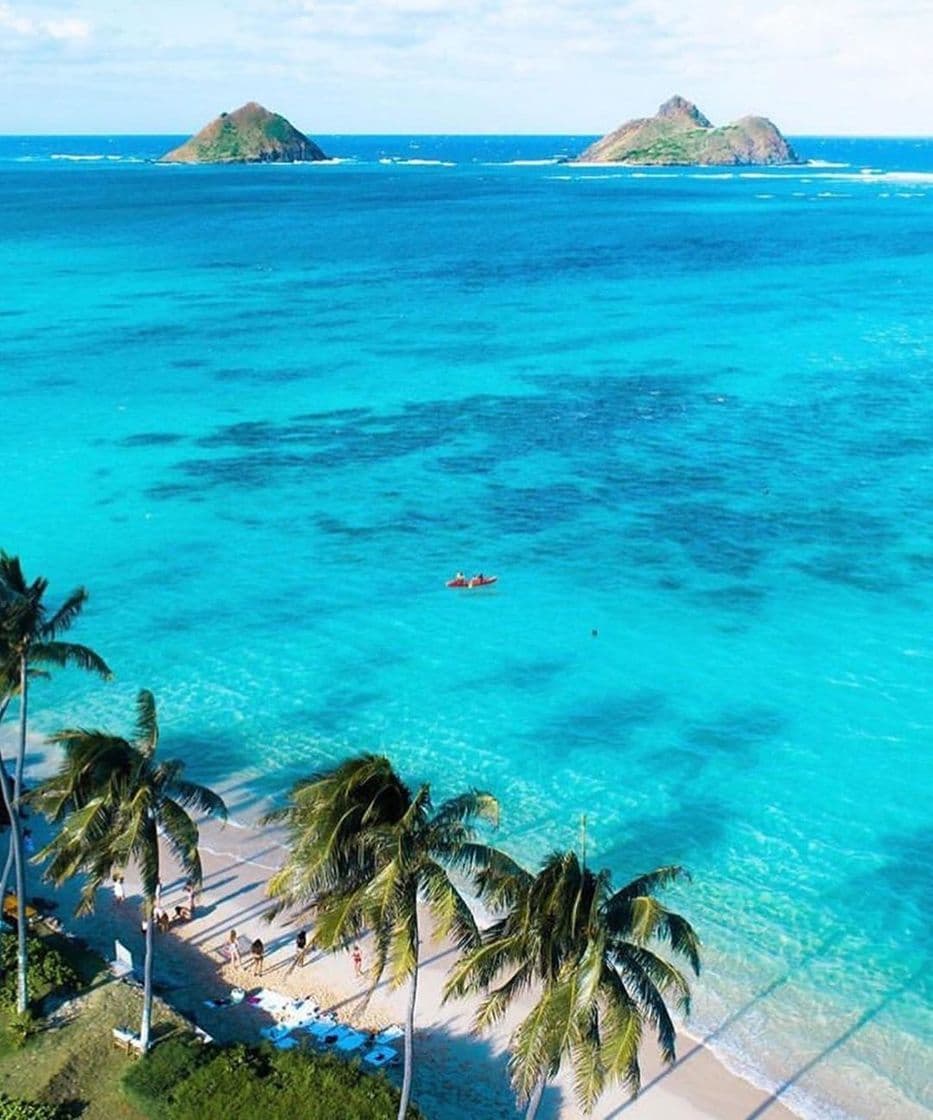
top-left (0, 2), bottom-right (89, 40)
top-left (0, 0), bottom-right (930, 133)
top-left (45, 16), bottom-right (90, 40)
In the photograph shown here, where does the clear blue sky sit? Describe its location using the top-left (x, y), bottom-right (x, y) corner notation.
top-left (1, 0), bottom-right (929, 135)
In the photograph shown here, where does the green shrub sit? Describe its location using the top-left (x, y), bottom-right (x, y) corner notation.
top-left (122, 1035), bottom-right (211, 1120)
top-left (0, 1094), bottom-right (64, 1120)
top-left (125, 1040), bottom-right (422, 1120)
top-left (0, 934), bottom-right (78, 1008)
top-left (5, 1010), bottom-right (38, 1048)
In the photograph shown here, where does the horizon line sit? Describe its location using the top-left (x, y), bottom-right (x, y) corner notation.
top-left (2, 130), bottom-right (932, 141)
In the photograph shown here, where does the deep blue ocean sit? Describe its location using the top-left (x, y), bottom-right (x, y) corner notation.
top-left (2, 133), bottom-right (932, 1119)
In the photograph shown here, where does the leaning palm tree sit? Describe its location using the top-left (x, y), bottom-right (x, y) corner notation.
top-left (445, 851), bottom-right (701, 1119)
top-left (32, 689), bottom-right (226, 1051)
top-left (0, 552), bottom-right (111, 1012)
top-left (264, 754), bottom-right (499, 1120)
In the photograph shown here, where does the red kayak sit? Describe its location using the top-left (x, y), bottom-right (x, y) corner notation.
top-left (446, 575), bottom-right (498, 589)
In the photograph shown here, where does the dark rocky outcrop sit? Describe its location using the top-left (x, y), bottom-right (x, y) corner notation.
top-left (160, 102), bottom-right (328, 164)
top-left (575, 96), bottom-right (800, 165)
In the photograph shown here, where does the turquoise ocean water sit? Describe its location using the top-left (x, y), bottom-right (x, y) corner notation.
top-left (2, 133), bottom-right (932, 1118)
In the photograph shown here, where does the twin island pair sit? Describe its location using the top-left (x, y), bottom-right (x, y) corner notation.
top-left (159, 94), bottom-right (802, 167)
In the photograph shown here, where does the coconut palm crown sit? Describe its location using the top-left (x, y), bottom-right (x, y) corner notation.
top-left (263, 753), bottom-right (500, 1120)
top-left (32, 689), bottom-right (226, 1050)
top-left (445, 851), bottom-right (701, 1119)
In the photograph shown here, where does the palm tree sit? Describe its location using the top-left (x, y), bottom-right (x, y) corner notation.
top-left (0, 552), bottom-right (111, 1012)
top-left (32, 689), bottom-right (226, 1051)
top-left (445, 851), bottom-right (701, 1119)
top-left (264, 753), bottom-right (499, 1120)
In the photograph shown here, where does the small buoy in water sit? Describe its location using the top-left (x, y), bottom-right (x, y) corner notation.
top-left (591, 628), bottom-right (598, 638)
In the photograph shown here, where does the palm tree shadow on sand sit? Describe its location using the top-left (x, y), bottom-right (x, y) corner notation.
top-left (408, 1023), bottom-right (563, 1120)
top-left (740, 976), bottom-right (916, 1120)
top-left (607, 940), bottom-right (919, 1120)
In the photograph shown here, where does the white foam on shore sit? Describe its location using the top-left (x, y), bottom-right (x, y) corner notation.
top-left (378, 157), bottom-right (456, 167)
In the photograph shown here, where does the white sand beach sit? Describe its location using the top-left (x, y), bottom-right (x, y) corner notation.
top-left (7, 736), bottom-right (796, 1120)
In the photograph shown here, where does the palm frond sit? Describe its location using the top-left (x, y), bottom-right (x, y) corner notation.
top-left (469, 959), bottom-right (533, 1031)
top-left (41, 588), bottom-right (88, 638)
top-left (167, 776), bottom-right (228, 821)
top-left (612, 951), bottom-right (681, 1060)
top-left (133, 689), bottom-right (159, 751)
top-left (598, 968), bottom-right (643, 1096)
top-left (158, 797), bottom-right (201, 876)
top-left (473, 847), bottom-right (533, 908)
top-left (30, 640), bottom-right (111, 678)
top-left (431, 790), bottom-right (499, 830)
top-left (0, 553), bottom-right (32, 598)
top-left (608, 865), bottom-right (689, 904)
top-left (508, 987), bottom-right (560, 1105)
top-left (419, 859), bottom-right (479, 952)
top-left (570, 1006), bottom-right (605, 1114)
top-left (443, 931), bottom-right (525, 1003)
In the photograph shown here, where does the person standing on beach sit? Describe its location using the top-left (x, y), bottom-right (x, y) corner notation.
top-left (286, 929), bottom-right (308, 975)
top-left (250, 938), bottom-right (264, 977)
top-left (352, 944), bottom-right (363, 978)
top-left (113, 874), bottom-right (125, 904)
top-left (226, 929), bottom-right (241, 966)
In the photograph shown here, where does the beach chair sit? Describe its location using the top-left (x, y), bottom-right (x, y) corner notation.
top-left (259, 1023), bottom-right (292, 1043)
top-left (110, 939), bottom-right (135, 980)
top-left (281, 997), bottom-right (320, 1028)
top-left (305, 1014), bottom-right (339, 1040)
top-left (111, 1026), bottom-right (144, 1058)
top-left (246, 988), bottom-right (291, 1017)
top-left (374, 1024), bottom-right (404, 1044)
top-left (274, 1035), bottom-right (300, 1050)
top-left (333, 1028), bottom-right (368, 1053)
top-left (364, 1045), bottom-right (399, 1068)
top-left (308, 1020), bottom-right (349, 1048)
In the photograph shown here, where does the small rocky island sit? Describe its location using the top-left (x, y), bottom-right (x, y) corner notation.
top-left (160, 102), bottom-right (328, 164)
top-left (575, 96), bottom-right (800, 165)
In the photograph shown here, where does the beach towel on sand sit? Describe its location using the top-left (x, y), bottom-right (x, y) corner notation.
top-left (246, 988), bottom-right (291, 1013)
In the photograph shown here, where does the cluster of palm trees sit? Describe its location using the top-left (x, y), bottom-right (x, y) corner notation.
top-left (1, 551), bottom-right (701, 1120)
top-left (263, 758), bottom-right (701, 1119)
top-left (0, 553), bottom-right (225, 1055)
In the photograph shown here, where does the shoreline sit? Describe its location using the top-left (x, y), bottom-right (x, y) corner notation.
top-left (8, 736), bottom-right (798, 1120)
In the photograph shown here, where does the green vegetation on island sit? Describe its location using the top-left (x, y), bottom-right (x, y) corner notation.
top-left (159, 102), bottom-right (328, 164)
top-left (576, 95), bottom-right (801, 165)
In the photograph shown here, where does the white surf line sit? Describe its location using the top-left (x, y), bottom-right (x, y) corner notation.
top-left (197, 842), bottom-right (285, 874)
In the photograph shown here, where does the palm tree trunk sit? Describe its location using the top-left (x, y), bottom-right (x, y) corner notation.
top-left (0, 698), bottom-right (15, 914)
top-left (397, 929), bottom-right (420, 1120)
top-left (14, 654), bottom-right (28, 799)
top-left (139, 899), bottom-right (155, 1053)
top-left (0, 752), bottom-right (27, 1013)
top-left (0, 705), bottom-right (15, 907)
top-left (11, 657), bottom-right (29, 1013)
top-left (0, 839), bottom-right (13, 916)
top-left (0, 756), bottom-right (20, 998)
top-left (525, 1075), bottom-right (548, 1120)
